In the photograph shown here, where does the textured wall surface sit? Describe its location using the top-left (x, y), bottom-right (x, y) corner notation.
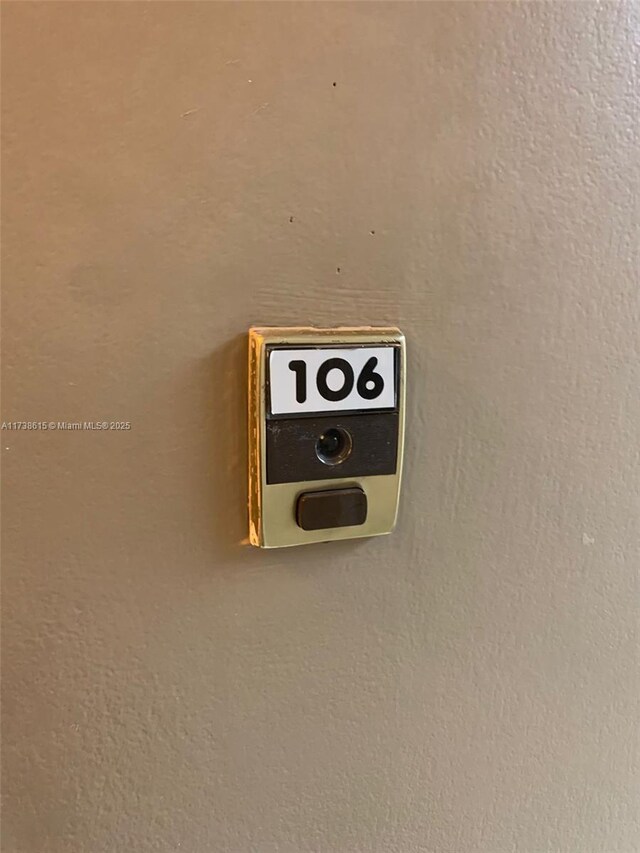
top-left (2, 3), bottom-right (639, 852)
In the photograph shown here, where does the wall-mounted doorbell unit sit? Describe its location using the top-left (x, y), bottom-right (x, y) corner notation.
top-left (248, 326), bottom-right (406, 548)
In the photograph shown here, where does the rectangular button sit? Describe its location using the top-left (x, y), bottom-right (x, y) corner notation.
top-left (296, 487), bottom-right (367, 531)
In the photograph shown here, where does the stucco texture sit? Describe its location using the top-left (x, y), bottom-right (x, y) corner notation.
top-left (2, 3), bottom-right (638, 852)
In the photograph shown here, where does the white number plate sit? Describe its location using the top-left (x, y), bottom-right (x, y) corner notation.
top-left (269, 346), bottom-right (396, 415)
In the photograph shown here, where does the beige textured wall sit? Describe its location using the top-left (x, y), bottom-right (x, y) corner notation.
top-left (2, 3), bottom-right (638, 852)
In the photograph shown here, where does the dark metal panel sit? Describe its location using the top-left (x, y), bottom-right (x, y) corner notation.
top-left (266, 411), bottom-right (399, 485)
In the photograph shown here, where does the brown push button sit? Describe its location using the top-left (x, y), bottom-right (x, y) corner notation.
top-left (296, 487), bottom-right (367, 531)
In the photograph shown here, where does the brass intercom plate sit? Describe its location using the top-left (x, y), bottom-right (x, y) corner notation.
top-left (248, 326), bottom-right (406, 549)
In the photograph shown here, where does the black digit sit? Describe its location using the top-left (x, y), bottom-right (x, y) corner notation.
top-left (316, 358), bottom-right (354, 401)
top-left (357, 356), bottom-right (384, 400)
top-left (288, 360), bottom-right (307, 403)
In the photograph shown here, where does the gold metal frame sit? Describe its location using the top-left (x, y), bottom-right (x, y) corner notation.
top-left (248, 326), bottom-right (406, 548)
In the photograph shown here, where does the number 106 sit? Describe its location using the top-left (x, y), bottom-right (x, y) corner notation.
top-left (288, 356), bottom-right (384, 404)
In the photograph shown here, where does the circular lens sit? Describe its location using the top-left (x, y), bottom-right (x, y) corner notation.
top-left (315, 427), bottom-right (353, 466)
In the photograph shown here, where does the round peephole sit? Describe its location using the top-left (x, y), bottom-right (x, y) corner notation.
top-left (315, 427), bottom-right (353, 466)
